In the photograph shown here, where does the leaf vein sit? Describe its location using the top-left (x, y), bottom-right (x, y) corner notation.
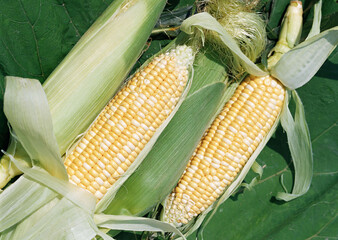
top-left (305, 213), bottom-right (337, 240)
top-left (18, 0), bottom-right (44, 78)
top-left (62, 1), bottom-right (81, 38)
top-left (312, 121), bottom-right (337, 143)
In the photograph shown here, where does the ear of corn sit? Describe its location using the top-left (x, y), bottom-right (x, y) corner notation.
top-left (64, 45), bottom-right (195, 203)
top-left (159, 1), bottom-right (321, 234)
top-left (161, 75), bottom-right (285, 226)
top-left (0, 0), bottom-right (167, 189)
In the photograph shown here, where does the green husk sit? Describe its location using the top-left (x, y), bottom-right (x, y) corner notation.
top-left (0, 198), bottom-right (97, 240)
top-left (0, 0), bottom-right (167, 188)
top-left (0, 176), bottom-right (57, 232)
top-left (305, 0), bottom-right (322, 40)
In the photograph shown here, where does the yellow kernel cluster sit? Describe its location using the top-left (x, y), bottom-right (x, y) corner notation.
top-left (64, 46), bottom-right (194, 200)
top-left (163, 75), bottom-right (285, 226)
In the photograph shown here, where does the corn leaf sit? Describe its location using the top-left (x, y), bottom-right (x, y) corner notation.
top-left (277, 90), bottom-right (313, 201)
top-left (271, 26), bottom-right (338, 90)
top-left (3, 77), bottom-right (67, 180)
top-left (94, 214), bottom-right (186, 239)
top-left (180, 12), bottom-right (267, 77)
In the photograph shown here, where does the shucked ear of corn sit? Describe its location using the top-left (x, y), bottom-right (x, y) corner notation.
top-left (160, 1), bottom-right (301, 229)
top-left (64, 45), bottom-right (195, 201)
top-left (160, 0), bottom-right (337, 234)
top-left (0, 0), bottom-right (167, 188)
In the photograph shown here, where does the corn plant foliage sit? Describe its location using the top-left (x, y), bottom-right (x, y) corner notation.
top-left (0, 0), bottom-right (337, 240)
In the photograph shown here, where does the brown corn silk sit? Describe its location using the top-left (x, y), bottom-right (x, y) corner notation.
top-left (64, 46), bottom-right (194, 200)
top-left (163, 75), bottom-right (285, 225)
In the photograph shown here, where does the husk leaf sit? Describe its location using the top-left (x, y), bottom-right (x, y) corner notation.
top-left (3, 77), bottom-right (67, 180)
top-left (271, 26), bottom-right (338, 90)
top-left (0, 198), bottom-right (98, 240)
top-left (0, 176), bottom-right (57, 232)
top-left (277, 90), bottom-right (313, 201)
top-left (94, 214), bottom-right (186, 239)
top-left (306, 0), bottom-right (322, 40)
top-left (180, 12), bottom-right (267, 77)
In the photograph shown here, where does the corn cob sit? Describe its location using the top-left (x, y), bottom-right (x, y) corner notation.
top-left (162, 75), bottom-right (285, 226)
top-left (64, 45), bottom-right (194, 200)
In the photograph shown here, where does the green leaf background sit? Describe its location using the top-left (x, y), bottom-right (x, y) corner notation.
top-left (0, 0), bottom-right (336, 239)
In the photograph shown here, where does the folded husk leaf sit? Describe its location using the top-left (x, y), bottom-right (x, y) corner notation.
top-left (271, 26), bottom-right (338, 90)
top-left (305, 0), bottom-right (322, 40)
top-left (180, 12), bottom-right (267, 77)
top-left (4, 77), bottom-right (67, 180)
top-left (277, 90), bottom-right (313, 201)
